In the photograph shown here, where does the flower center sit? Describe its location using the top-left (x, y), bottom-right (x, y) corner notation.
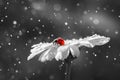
top-left (57, 38), bottom-right (65, 46)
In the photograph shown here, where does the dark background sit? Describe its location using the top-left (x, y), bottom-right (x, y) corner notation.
top-left (0, 0), bottom-right (120, 80)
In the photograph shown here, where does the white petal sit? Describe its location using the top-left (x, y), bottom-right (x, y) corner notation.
top-left (82, 34), bottom-right (110, 46)
top-left (39, 49), bottom-right (51, 62)
top-left (55, 51), bottom-right (62, 61)
top-left (55, 45), bottom-right (69, 61)
top-left (27, 43), bottom-right (53, 60)
top-left (64, 34), bottom-right (110, 48)
top-left (78, 40), bottom-right (94, 48)
top-left (27, 49), bottom-right (45, 60)
top-left (38, 46), bottom-right (58, 62)
top-left (69, 45), bottom-right (80, 57)
top-left (89, 37), bottom-right (110, 46)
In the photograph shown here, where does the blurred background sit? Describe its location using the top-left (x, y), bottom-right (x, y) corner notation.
top-left (0, 0), bottom-right (120, 80)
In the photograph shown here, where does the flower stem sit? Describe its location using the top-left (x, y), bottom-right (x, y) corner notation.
top-left (65, 60), bottom-right (71, 80)
top-left (64, 52), bottom-right (74, 80)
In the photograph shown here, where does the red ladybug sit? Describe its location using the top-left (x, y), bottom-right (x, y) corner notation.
top-left (53, 37), bottom-right (65, 46)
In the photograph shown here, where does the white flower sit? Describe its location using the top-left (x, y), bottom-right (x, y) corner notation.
top-left (27, 34), bottom-right (110, 62)
top-left (55, 45), bottom-right (80, 61)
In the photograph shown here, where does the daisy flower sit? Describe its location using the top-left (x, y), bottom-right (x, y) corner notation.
top-left (27, 34), bottom-right (110, 80)
top-left (27, 34), bottom-right (110, 62)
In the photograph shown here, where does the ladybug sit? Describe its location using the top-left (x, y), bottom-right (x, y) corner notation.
top-left (53, 37), bottom-right (65, 46)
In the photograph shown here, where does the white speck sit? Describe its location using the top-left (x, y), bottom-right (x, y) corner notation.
top-left (84, 11), bottom-right (88, 14)
top-left (67, 16), bottom-right (70, 20)
top-left (39, 31), bottom-right (42, 34)
top-left (0, 46), bottom-right (2, 48)
top-left (30, 18), bottom-right (33, 20)
top-left (10, 34), bottom-right (13, 37)
top-left (16, 57), bottom-right (20, 61)
top-left (95, 10), bottom-right (98, 13)
top-left (28, 40), bottom-right (32, 44)
top-left (111, 9), bottom-right (114, 12)
top-left (106, 29), bottom-right (110, 33)
top-left (14, 48), bottom-right (17, 51)
top-left (73, 32), bottom-right (76, 34)
top-left (27, 31), bottom-right (30, 33)
top-left (119, 54), bottom-right (120, 56)
top-left (108, 45), bottom-right (111, 48)
top-left (48, 36), bottom-right (50, 39)
top-left (49, 75), bottom-right (55, 80)
top-left (74, 22), bottom-right (77, 24)
top-left (34, 37), bottom-right (37, 40)
top-left (93, 53), bottom-right (97, 57)
top-left (8, 43), bottom-right (11, 45)
top-left (14, 64), bottom-right (16, 66)
top-left (25, 77), bottom-right (29, 80)
top-left (53, 12), bottom-right (56, 16)
top-left (68, 26), bottom-right (70, 29)
top-left (11, 75), bottom-right (15, 79)
top-left (85, 51), bottom-right (89, 54)
top-left (25, 43), bottom-right (28, 46)
top-left (65, 22), bottom-right (68, 26)
top-left (80, 20), bottom-right (83, 24)
top-left (5, 33), bottom-right (9, 36)
top-left (106, 55), bottom-right (109, 59)
top-left (5, 15), bottom-right (8, 18)
top-left (38, 19), bottom-right (41, 22)
top-left (19, 30), bottom-right (23, 36)
top-left (93, 19), bottom-right (100, 25)
top-left (89, 61), bottom-right (93, 64)
top-left (13, 21), bottom-right (17, 25)
top-left (24, 7), bottom-right (28, 10)
top-left (76, 3), bottom-right (80, 6)
top-left (87, 26), bottom-right (90, 29)
top-left (13, 25), bottom-right (17, 28)
top-left (15, 70), bottom-right (19, 73)
top-left (32, 73), bottom-right (35, 75)
top-left (89, 17), bottom-right (93, 20)
top-left (51, 34), bottom-right (54, 37)
top-left (97, 7), bottom-right (100, 10)
top-left (0, 69), bottom-right (2, 71)
top-left (115, 31), bottom-right (119, 35)
top-left (118, 15), bottom-right (120, 18)
top-left (1, 19), bottom-right (4, 22)
top-left (7, 2), bottom-right (9, 5)
top-left (114, 58), bottom-right (117, 60)
top-left (4, 7), bottom-right (7, 10)
top-left (21, 1), bottom-right (25, 4)
top-left (64, 8), bottom-right (68, 11)
top-left (103, 8), bottom-right (107, 10)
top-left (64, 72), bottom-right (67, 75)
top-left (95, 54), bottom-right (97, 57)
top-left (17, 36), bottom-right (20, 38)
top-left (32, 29), bottom-right (35, 31)
top-left (18, 61), bottom-right (21, 64)
top-left (42, 25), bottom-right (45, 27)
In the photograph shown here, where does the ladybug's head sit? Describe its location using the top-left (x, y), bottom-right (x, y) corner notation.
top-left (53, 37), bottom-right (65, 46)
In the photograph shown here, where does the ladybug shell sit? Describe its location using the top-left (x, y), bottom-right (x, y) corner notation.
top-left (57, 38), bottom-right (65, 46)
